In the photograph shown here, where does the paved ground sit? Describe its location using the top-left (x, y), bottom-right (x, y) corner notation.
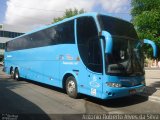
top-left (0, 67), bottom-right (160, 120)
top-left (143, 69), bottom-right (160, 102)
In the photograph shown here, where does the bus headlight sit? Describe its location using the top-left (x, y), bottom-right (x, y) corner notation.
top-left (141, 80), bottom-right (146, 85)
top-left (106, 82), bottom-right (122, 88)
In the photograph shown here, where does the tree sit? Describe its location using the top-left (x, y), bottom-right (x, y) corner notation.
top-left (131, 0), bottom-right (160, 58)
top-left (53, 8), bottom-right (85, 23)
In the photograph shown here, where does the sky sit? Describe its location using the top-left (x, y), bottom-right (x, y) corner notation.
top-left (0, 0), bottom-right (132, 29)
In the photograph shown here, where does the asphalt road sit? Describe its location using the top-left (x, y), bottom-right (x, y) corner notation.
top-left (0, 68), bottom-right (160, 120)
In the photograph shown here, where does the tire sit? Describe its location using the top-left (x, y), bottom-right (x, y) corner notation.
top-left (66, 76), bottom-right (78, 98)
top-left (10, 68), bottom-right (14, 79)
top-left (14, 68), bottom-right (20, 81)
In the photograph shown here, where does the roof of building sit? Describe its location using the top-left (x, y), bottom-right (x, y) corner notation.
top-left (0, 24), bottom-right (32, 33)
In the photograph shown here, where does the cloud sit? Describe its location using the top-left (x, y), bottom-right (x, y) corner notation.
top-left (5, 0), bottom-right (95, 28)
top-left (5, 0), bottom-right (131, 28)
top-left (98, 0), bottom-right (131, 13)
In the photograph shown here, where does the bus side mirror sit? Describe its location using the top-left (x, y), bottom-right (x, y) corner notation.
top-left (143, 39), bottom-right (157, 58)
top-left (100, 31), bottom-right (113, 54)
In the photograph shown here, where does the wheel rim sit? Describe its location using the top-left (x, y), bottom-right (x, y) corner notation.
top-left (15, 72), bottom-right (18, 79)
top-left (11, 71), bottom-right (14, 78)
top-left (67, 80), bottom-right (75, 94)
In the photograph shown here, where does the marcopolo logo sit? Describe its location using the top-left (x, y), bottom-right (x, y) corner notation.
top-left (89, 75), bottom-right (100, 88)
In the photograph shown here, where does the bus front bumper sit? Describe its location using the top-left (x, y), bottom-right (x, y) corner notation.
top-left (102, 85), bottom-right (145, 99)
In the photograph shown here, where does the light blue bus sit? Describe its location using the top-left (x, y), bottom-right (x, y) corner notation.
top-left (4, 13), bottom-right (157, 99)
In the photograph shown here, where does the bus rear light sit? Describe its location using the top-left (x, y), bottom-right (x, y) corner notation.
top-left (106, 82), bottom-right (122, 88)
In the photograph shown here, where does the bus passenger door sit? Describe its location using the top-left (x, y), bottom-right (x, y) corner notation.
top-left (86, 38), bottom-right (103, 98)
top-left (76, 17), bottom-right (103, 98)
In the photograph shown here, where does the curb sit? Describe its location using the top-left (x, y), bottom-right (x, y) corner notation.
top-left (145, 69), bottom-right (160, 71)
top-left (138, 93), bottom-right (160, 103)
top-left (148, 96), bottom-right (160, 103)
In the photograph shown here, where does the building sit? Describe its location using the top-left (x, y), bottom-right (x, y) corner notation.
top-left (0, 24), bottom-right (31, 60)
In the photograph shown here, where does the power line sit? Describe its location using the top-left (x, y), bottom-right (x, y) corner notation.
top-left (0, 1), bottom-right (54, 23)
top-left (7, 1), bottom-right (131, 14)
top-left (7, 13), bottom-right (52, 22)
top-left (5, 14), bottom-right (51, 23)
top-left (4, 14), bottom-right (48, 28)
top-left (9, 2), bottom-right (65, 13)
top-left (0, 0), bottom-right (131, 14)
top-left (0, 0), bottom-right (131, 25)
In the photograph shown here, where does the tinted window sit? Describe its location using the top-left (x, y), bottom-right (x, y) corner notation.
top-left (77, 17), bottom-right (102, 73)
top-left (56, 21), bottom-right (75, 44)
top-left (0, 31), bottom-right (24, 38)
top-left (105, 37), bottom-right (144, 76)
top-left (98, 15), bottom-right (138, 39)
top-left (6, 20), bottom-right (75, 51)
top-left (0, 43), bottom-right (5, 49)
top-left (0, 31), bottom-right (3, 37)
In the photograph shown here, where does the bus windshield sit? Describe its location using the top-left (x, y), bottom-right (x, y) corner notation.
top-left (98, 15), bottom-right (144, 76)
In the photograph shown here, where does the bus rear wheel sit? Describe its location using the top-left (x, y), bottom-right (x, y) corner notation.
top-left (66, 76), bottom-right (78, 98)
top-left (14, 68), bottom-right (20, 81)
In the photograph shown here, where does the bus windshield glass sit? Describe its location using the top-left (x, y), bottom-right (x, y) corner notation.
top-left (98, 15), bottom-right (144, 76)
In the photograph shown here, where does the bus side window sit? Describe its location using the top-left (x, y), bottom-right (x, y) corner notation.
top-left (77, 17), bottom-right (102, 73)
top-left (6, 20), bottom-right (75, 52)
top-left (56, 20), bottom-right (75, 44)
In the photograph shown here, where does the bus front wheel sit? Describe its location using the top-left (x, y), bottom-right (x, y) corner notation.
top-left (14, 68), bottom-right (20, 81)
top-left (66, 76), bottom-right (78, 98)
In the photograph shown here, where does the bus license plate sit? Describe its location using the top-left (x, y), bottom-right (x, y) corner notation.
top-left (129, 89), bottom-right (136, 94)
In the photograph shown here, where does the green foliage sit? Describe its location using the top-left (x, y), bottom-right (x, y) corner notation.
top-left (53, 8), bottom-right (85, 23)
top-left (131, 0), bottom-right (160, 58)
